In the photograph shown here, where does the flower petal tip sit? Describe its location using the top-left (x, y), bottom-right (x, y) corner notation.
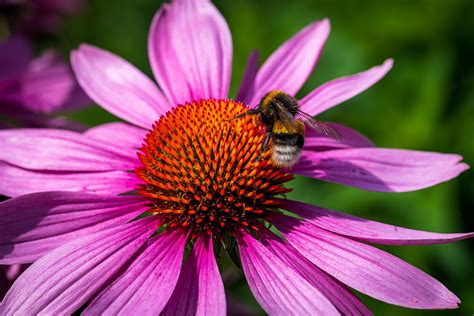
top-left (381, 58), bottom-right (394, 72)
top-left (319, 17), bottom-right (331, 28)
top-left (438, 292), bottom-right (461, 310)
top-left (312, 18), bottom-right (331, 37)
top-left (459, 162), bottom-right (470, 172)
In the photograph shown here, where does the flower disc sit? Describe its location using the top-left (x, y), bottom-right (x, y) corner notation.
top-left (135, 99), bottom-right (293, 237)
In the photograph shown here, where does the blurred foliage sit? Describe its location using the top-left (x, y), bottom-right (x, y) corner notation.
top-left (6, 0), bottom-right (474, 314)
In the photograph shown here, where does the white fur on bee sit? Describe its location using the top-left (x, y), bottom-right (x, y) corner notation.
top-left (271, 144), bottom-right (301, 168)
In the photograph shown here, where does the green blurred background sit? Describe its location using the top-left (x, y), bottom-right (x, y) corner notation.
top-left (10, 0), bottom-right (474, 314)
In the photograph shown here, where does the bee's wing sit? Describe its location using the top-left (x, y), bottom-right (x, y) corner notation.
top-left (297, 110), bottom-right (342, 140)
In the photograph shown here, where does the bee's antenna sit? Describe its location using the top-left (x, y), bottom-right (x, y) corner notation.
top-left (225, 109), bottom-right (260, 122)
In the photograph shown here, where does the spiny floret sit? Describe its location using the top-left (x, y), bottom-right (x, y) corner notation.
top-left (135, 99), bottom-right (293, 237)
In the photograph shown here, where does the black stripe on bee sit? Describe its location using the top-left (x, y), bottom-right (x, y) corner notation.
top-left (273, 133), bottom-right (304, 148)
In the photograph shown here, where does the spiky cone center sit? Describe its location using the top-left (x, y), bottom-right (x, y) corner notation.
top-left (135, 99), bottom-right (293, 238)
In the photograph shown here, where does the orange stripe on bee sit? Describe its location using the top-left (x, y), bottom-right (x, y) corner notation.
top-left (273, 121), bottom-right (298, 134)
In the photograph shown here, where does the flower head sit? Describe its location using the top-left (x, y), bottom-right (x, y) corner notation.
top-left (0, 0), bottom-right (471, 314)
top-left (136, 98), bottom-right (292, 237)
top-left (0, 36), bottom-right (90, 129)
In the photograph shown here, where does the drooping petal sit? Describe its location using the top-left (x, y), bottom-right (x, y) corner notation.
top-left (148, 0), bottom-right (232, 105)
top-left (243, 19), bottom-right (330, 106)
top-left (84, 122), bottom-right (146, 149)
top-left (0, 191), bottom-right (147, 264)
top-left (259, 228), bottom-right (371, 315)
top-left (279, 198), bottom-right (474, 245)
top-left (237, 230), bottom-right (339, 315)
top-left (292, 147), bottom-right (469, 192)
top-left (235, 50), bottom-right (259, 103)
top-left (84, 228), bottom-right (187, 315)
top-left (163, 234), bottom-right (226, 316)
top-left (300, 59), bottom-right (393, 116)
top-left (0, 36), bottom-right (32, 82)
top-left (0, 218), bottom-right (157, 315)
top-left (71, 44), bottom-right (169, 128)
top-left (0, 161), bottom-right (140, 197)
top-left (273, 214), bottom-right (461, 309)
top-left (302, 122), bottom-right (374, 152)
top-left (9, 51), bottom-right (90, 114)
top-left (0, 128), bottom-right (137, 171)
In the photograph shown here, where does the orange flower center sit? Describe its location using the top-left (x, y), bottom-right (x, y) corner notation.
top-left (135, 99), bottom-right (293, 237)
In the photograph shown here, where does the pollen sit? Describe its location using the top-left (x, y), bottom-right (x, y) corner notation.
top-left (135, 99), bottom-right (293, 237)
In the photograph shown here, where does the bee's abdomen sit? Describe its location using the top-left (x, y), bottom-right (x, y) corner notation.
top-left (273, 133), bottom-right (304, 148)
top-left (271, 133), bottom-right (304, 168)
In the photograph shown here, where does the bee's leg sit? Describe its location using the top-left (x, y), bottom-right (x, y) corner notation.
top-left (226, 109), bottom-right (260, 121)
top-left (255, 132), bottom-right (271, 162)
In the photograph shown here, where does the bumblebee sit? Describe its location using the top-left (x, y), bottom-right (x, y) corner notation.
top-left (232, 90), bottom-right (341, 168)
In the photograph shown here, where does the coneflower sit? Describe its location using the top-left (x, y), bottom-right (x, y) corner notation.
top-left (0, 0), bottom-right (471, 314)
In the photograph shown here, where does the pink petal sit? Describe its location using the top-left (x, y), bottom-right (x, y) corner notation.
top-left (0, 128), bottom-right (137, 171)
top-left (302, 122), bottom-right (374, 152)
top-left (235, 50), bottom-right (259, 103)
top-left (0, 161), bottom-right (140, 197)
top-left (71, 44), bottom-right (169, 128)
top-left (300, 59), bottom-right (393, 116)
top-left (0, 36), bottom-right (32, 82)
top-left (237, 230), bottom-right (339, 315)
top-left (273, 214), bottom-right (461, 309)
top-left (0, 191), bottom-right (146, 264)
top-left (84, 228), bottom-right (187, 315)
top-left (163, 234), bottom-right (226, 316)
top-left (292, 147), bottom-right (469, 192)
top-left (148, 0), bottom-right (232, 106)
top-left (0, 218), bottom-right (157, 314)
top-left (279, 198), bottom-right (474, 245)
top-left (243, 19), bottom-right (330, 107)
top-left (84, 122), bottom-right (146, 149)
top-left (259, 228), bottom-right (372, 315)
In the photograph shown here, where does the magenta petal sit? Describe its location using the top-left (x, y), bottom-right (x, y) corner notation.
top-left (84, 228), bottom-right (187, 315)
top-left (0, 161), bottom-right (140, 197)
top-left (0, 218), bottom-right (157, 314)
top-left (71, 44), bottom-right (169, 128)
top-left (300, 59), bottom-right (393, 116)
top-left (148, 0), bottom-right (232, 105)
top-left (163, 234), bottom-right (226, 316)
top-left (84, 122), bottom-right (146, 149)
top-left (280, 199), bottom-right (474, 245)
top-left (273, 214), bottom-right (461, 309)
top-left (259, 228), bottom-right (372, 315)
top-left (302, 122), bottom-right (374, 153)
top-left (243, 19), bottom-right (330, 106)
top-left (238, 230), bottom-right (339, 315)
top-left (0, 128), bottom-right (137, 171)
top-left (292, 147), bottom-right (469, 192)
top-left (235, 50), bottom-right (259, 103)
top-left (0, 191), bottom-right (147, 264)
